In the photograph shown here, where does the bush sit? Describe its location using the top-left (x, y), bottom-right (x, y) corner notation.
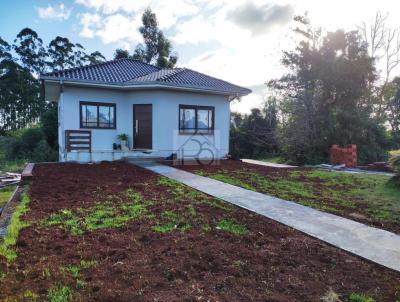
top-left (41, 105), bottom-right (58, 149)
top-left (6, 128), bottom-right (44, 160)
top-left (32, 140), bottom-right (58, 162)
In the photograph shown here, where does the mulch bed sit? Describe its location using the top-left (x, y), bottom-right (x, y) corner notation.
top-left (0, 161), bottom-right (399, 301)
top-left (169, 159), bottom-right (400, 234)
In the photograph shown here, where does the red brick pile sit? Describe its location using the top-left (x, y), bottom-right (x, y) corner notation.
top-left (330, 144), bottom-right (357, 167)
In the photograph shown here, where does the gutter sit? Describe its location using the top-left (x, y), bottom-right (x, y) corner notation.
top-left (40, 77), bottom-right (252, 98)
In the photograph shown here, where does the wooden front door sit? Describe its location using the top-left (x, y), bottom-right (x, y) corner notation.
top-left (133, 104), bottom-right (152, 149)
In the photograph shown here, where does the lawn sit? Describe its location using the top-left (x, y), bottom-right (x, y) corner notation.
top-left (0, 185), bottom-right (16, 209)
top-left (0, 162), bottom-right (399, 301)
top-left (172, 160), bottom-right (400, 234)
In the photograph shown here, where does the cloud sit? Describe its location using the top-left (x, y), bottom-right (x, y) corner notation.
top-left (227, 2), bottom-right (294, 35)
top-left (78, 12), bottom-right (142, 46)
top-left (75, 0), bottom-right (199, 29)
top-left (37, 3), bottom-right (72, 21)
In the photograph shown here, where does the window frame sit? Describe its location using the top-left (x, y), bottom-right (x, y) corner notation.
top-left (80, 101), bottom-right (117, 129)
top-left (179, 105), bottom-right (215, 134)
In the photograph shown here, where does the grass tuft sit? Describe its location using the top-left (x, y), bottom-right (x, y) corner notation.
top-left (42, 190), bottom-right (150, 235)
top-left (348, 293), bottom-right (375, 302)
top-left (47, 285), bottom-right (73, 302)
top-left (0, 189), bottom-right (30, 262)
top-left (217, 219), bottom-right (248, 236)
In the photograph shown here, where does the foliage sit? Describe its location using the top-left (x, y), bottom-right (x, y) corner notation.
top-left (42, 191), bottom-right (150, 235)
top-left (348, 293), bottom-right (375, 302)
top-left (117, 133), bottom-right (128, 141)
top-left (217, 219), bottom-right (248, 236)
top-left (64, 260), bottom-right (97, 278)
top-left (197, 167), bottom-right (400, 224)
top-left (230, 97), bottom-right (279, 159)
top-left (152, 210), bottom-right (191, 233)
top-left (0, 185), bottom-right (16, 208)
top-left (132, 8), bottom-right (178, 68)
top-left (0, 28), bottom-right (106, 135)
top-left (41, 104), bottom-right (58, 149)
top-left (269, 15), bottom-right (388, 165)
top-left (46, 285), bottom-right (72, 302)
top-left (0, 189), bottom-right (31, 262)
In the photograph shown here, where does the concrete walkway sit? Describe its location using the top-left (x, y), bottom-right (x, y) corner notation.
top-left (133, 161), bottom-right (400, 272)
top-left (242, 158), bottom-right (297, 168)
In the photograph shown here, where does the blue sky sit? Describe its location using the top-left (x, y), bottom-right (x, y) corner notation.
top-left (1, 0), bottom-right (400, 112)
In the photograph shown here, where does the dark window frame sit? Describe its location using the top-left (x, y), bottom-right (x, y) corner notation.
top-left (80, 101), bottom-right (116, 129)
top-left (179, 105), bottom-right (215, 134)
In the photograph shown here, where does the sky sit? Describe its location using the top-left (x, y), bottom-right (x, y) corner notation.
top-left (1, 0), bottom-right (400, 113)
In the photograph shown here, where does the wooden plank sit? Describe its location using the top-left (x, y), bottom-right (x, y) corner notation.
top-left (21, 163), bottom-right (35, 180)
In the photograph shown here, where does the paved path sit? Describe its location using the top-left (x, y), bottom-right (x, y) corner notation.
top-left (242, 159), bottom-right (297, 168)
top-left (133, 161), bottom-right (400, 272)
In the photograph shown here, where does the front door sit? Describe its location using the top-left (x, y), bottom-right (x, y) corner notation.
top-left (133, 104), bottom-right (152, 149)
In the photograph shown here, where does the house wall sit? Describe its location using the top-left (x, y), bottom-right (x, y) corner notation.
top-left (59, 85), bottom-right (230, 162)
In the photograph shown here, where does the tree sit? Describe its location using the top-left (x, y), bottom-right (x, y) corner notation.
top-left (270, 15), bottom-right (387, 164)
top-left (13, 28), bottom-right (47, 74)
top-left (86, 51), bottom-right (106, 65)
top-left (230, 98), bottom-right (279, 159)
top-left (113, 48), bottom-right (129, 60)
top-left (0, 37), bottom-right (12, 61)
top-left (133, 8), bottom-right (178, 68)
top-left (47, 36), bottom-right (91, 71)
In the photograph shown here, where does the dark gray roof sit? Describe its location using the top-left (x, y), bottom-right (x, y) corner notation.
top-left (41, 58), bottom-right (251, 96)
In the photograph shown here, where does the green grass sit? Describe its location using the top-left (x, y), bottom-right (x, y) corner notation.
top-left (210, 174), bottom-right (256, 191)
top-left (348, 293), bottom-right (375, 302)
top-left (64, 260), bottom-right (97, 278)
top-left (201, 166), bottom-right (400, 225)
top-left (46, 285), bottom-right (72, 302)
top-left (0, 189), bottom-right (31, 262)
top-left (42, 191), bottom-right (151, 235)
top-left (0, 185), bottom-right (16, 208)
top-left (217, 219), bottom-right (248, 236)
top-left (152, 210), bottom-right (191, 233)
top-left (0, 159), bottom-right (27, 174)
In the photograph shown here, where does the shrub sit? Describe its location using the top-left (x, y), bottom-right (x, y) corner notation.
top-left (41, 105), bottom-right (58, 149)
top-left (32, 140), bottom-right (58, 162)
top-left (6, 128), bottom-right (44, 160)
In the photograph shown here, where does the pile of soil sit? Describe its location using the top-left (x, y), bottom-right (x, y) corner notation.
top-left (170, 159), bottom-right (400, 234)
top-left (0, 161), bottom-right (399, 301)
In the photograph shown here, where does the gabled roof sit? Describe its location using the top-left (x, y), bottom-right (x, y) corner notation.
top-left (41, 58), bottom-right (251, 97)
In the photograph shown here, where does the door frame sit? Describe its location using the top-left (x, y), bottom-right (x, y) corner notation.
top-left (132, 104), bottom-right (153, 150)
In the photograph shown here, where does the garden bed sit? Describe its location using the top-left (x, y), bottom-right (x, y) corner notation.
top-left (172, 160), bottom-right (400, 235)
top-left (0, 162), bottom-right (399, 301)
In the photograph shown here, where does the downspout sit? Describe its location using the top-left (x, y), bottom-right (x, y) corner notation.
top-left (59, 80), bottom-right (66, 162)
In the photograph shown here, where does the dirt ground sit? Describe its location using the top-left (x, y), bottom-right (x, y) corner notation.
top-left (0, 162), bottom-right (399, 301)
top-left (170, 159), bottom-right (400, 234)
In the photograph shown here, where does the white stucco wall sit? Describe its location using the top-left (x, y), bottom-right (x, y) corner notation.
top-left (59, 85), bottom-right (230, 162)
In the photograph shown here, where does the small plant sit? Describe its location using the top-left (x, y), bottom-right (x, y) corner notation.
top-left (348, 293), bottom-right (375, 302)
top-left (47, 285), bottom-right (73, 302)
top-left (65, 259), bottom-right (97, 278)
top-left (217, 219), bottom-right (248, 236)
top-left (152, 210), bottom-right (191, 233)
top-left (0, 190), bottom-right (31, 262)
top-left (0, 269), bottom-right (6, 280)
top-left (117, 133), bottom-right (128, 141)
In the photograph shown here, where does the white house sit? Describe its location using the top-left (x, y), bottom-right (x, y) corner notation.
top-left (41, 59), bottom-right (251, 163)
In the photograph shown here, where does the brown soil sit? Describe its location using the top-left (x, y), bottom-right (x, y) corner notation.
top-left (169, 159), bottom-right (400, 234)
top-left (0, 162), bottom-right (399, 301)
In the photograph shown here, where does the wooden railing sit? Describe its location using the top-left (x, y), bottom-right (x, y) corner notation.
top-left (65, 130), bottom-right (91, 152)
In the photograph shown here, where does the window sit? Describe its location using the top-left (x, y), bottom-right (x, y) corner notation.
top-left (80, 102), bottom-right (116, 129)
top-left (179, 105), bottom-right (214, 134)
